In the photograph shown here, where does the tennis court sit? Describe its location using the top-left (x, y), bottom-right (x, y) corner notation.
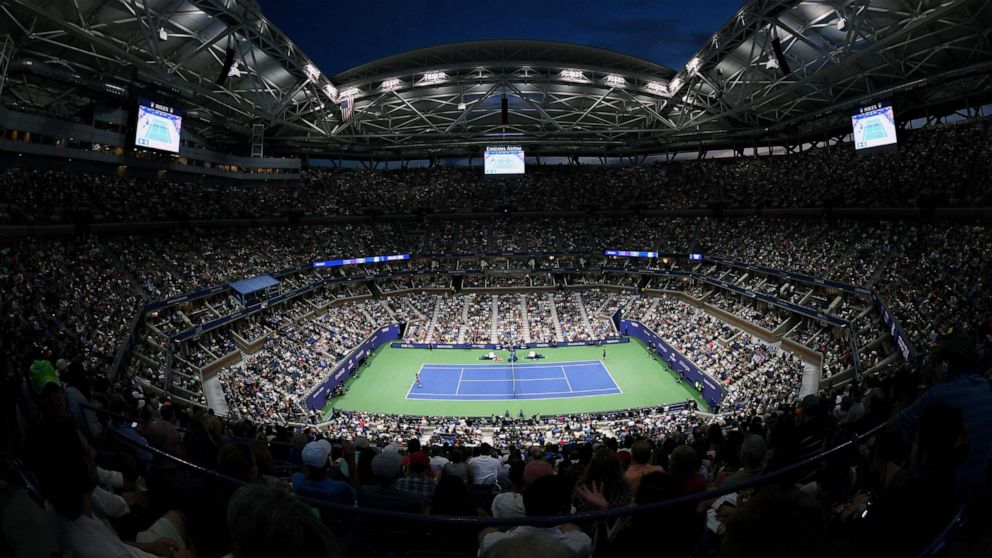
top-left (405, 360), bottom-right (621, 401)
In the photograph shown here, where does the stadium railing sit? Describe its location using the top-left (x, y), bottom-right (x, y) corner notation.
top-left (69, 402), bottom-right (970, 557)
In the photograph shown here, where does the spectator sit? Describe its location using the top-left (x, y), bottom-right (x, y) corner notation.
top-left (896, 330), bottom-right (992, 499)
top-left (469, 443), bottom-right (502, 488)
top-left (395, 451), bottom-right (436, 507)
top-left (623, 440), bottom-right (664, 495)
top-left (479, 475), bottom-right (592, 557)
top-left (290, 440), bottom-right (356, 506)
top-left (227, 483), bottom-right (342, 558)
top-left (357, 451), bottom-right (422, 513)
top-left (491, 460), bottom-right (553, 518)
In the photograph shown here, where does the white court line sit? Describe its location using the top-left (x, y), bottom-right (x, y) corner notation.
top-left (560, 365), bottom-right (575, 392)
top-left (455, 368), bottom-right (464, 395)
top-left (598, 360), bottom-right (624, 395)
top-left (459, 377), bottom-right (567, 382)
top-left (403, 363), bottom-right (427, 399)
top-left (406, 387), bottom-right (621, 399)
top-left (421, 360), bottom-right (603, 369)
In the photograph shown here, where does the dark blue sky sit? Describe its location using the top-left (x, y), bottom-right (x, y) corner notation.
top-left (256, 0), bottom-right (744, 77)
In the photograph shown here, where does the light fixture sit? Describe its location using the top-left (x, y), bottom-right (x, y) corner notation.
top-left (422, 71), bottom-right (447, 84)
top-left (158, 27), bottom-right (168, 41)
top-left (339, 87), bottom-right (361, 99)
top-left (227, 62), bottom-right (242, 78)
top-left (604, 74), bottom-right (626, 87)
top-left (559, 68), bottom-right (585, 81)
top-left (667, 77), bottom-right (682, 96)
top-left (303, 63), bottom-right (320, 82)
top-left (381, 78), bottom-right (403, 91)
top-left (322, 83), bottom-right (338, 100)
top-left (645, 81), bottom-right (667, 95)
top-left (686, 57), bottom-right (702, 74)
top-left (457, 102), bottom-right (467, 110)
top-left (836, 17), bottom-right (848, 31)
top-left (764, 57), bottom-right (780, 70)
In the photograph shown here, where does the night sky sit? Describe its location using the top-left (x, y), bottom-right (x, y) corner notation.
top-left (256, 0), bottom-right (744, 77)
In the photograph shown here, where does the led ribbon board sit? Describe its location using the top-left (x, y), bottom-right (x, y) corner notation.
top-left (313, 254), bottom-right (410, 268)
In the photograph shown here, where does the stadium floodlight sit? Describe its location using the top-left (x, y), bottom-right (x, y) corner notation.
top-left (227, 62), bottom-right (242, 78)
top-left (322, 83), bottom-right (338, 101)
top-left (645, 81), bottom-right (667, 95)
top-left (836, 17), bottom-right (848, 31)
top-left (339, 87), bottom-right (361, 99)
top-left (667, 76), bottom-right (682, 96)
top-left (559, 68), bottom-right (586, 81)
top-left (158, 27), bottom-right (168, 41)
top-left (381, 78), bottom-right (403, 91)
top-left (686, 57), bottom-right (702, 74)
top-left (304, 63), bottom-right (321, 82)
top-left (763, 57), bottom-right (780, 70)
top-left (421, 71), bottom-right (448, 84)
top-left (457, 102), bottom-right (467, 110)
top-left (604, 74), bottom-right (627, 87)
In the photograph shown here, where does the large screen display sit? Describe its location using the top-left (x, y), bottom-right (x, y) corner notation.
top-left (851, 101), bottom-right (896, 151)
top-left (484, 146), bottom-right (525, 175)
top-left (134, 99), bottom-right (182, 154)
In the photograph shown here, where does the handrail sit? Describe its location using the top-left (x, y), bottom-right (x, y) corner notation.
top-left (96, 401), bottom-right (887, 527)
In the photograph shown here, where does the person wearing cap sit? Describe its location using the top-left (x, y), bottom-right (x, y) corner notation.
top-left (29, 359), bottom-right (66, 419)
top-left (291, 439), bottom-right (356, 506)
top-left (896, 329), bottom-right (992, 500)
top-left (357, 451), bottom-right (423, 513)
top-left (479, 475), bottom-right (592, 557)
top-left (395, 451), bottom-right (436, 507)
top-left (491, 459), bottom-right (553, 518)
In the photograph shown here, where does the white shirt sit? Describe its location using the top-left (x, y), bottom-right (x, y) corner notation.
top-left (468, 455), bottom-right (501, 486)
top-left (55, 513), bottom-right (156, 558)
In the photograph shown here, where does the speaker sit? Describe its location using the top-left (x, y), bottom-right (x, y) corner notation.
top-left (216, 48), bottom-right (236, 86)
top-left (501, 96), bottom-right (508, 124)
top-left (770, 38), bottom-right (791, 75)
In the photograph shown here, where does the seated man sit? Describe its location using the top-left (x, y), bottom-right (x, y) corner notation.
top-left (479, 475), bottom-right (592, 557)
top-left (30, 418), bottom-right (193, 558)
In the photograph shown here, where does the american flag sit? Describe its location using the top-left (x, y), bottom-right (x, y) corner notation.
top-left (339, 98), bottom-right (353, 122)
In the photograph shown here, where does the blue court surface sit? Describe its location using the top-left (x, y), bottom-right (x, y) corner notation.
top-left (405, 360), bottom-right (622, 401)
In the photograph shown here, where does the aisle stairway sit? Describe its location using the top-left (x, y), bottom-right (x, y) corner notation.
top-left (548, 294), bottom-right (565, 342)
top-left (425, 295), bottom-right (442, 343)
top-left (519, 295), bottom-right (531, 344)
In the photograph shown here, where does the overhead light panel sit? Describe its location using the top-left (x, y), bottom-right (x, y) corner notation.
top-left (322, 83), bottom-right (338, 101)
top-left (604, 74), bottom-right (627, 87)
top-left (304, 63), bottom-right (320, 82)
top-left (381, 78), bottom-right (403, 91)
top-left (667, 77), bottom-right (682, 96)
top-left (686, 57), bottom-right (702, 74)
top-left (559, 68), bottom-right (586, 81)
top-left (645, 81), bottom-right (667, 95)
top-left (421, 71), bottom-right (447, 84)
top-left (339, 87), bottom-right (361, 99)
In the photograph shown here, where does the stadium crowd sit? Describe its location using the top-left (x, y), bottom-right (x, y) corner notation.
top-left (4, 325), bottom-right (990, 557)
top-left (3, 117), bottom-right (990, 226)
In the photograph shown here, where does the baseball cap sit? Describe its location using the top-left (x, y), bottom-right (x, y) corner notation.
top-left (301, 439), bottom-right (332, 468)
top-left (29, 360), bottom-right (60, 394)
top-left (409, 451), bottom-right (429, 466)
top-left (354, 436), bottom-right (370, 450)
top-left (372, 452), bottom-right (402, 478)
top-left (523, 460), bottom-right (554, 485)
